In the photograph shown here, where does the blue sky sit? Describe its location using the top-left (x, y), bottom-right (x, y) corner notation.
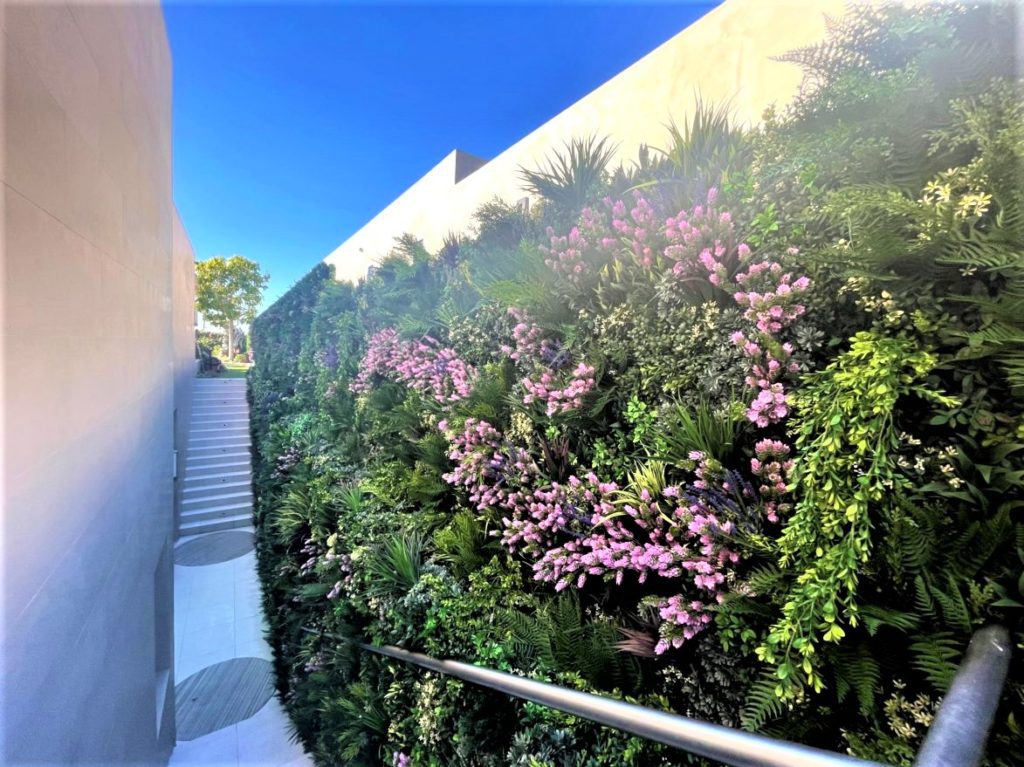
top-left (165, 1), bottom-right (720, 309)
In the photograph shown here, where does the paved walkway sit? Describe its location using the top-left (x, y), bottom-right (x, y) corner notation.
top-left (169, 378), bottom-right (312, 767)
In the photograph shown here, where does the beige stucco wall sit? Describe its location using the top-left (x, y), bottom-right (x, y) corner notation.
top-left (1, 2), bottom-right (193, 763)
top-left (325, 0), bottom-right (848, 283)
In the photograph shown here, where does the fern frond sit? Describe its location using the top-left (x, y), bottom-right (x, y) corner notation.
top-left (914, 574), bottom-right (937, 619)
top-left (910, 632), bottom-right (962, 692)
top-left (834, 644), bottom-right (881, 716)
top-left (859, 604), bottom-right (920, 635)
top-left (741, 673), bottom-right (788, 731)
top-left (745, 565), bottom-right (787, 597)
top-left (932, 576), bottom-right (973, 633)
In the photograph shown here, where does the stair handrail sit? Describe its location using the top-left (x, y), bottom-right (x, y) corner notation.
top-left (299, 625), bottom-right (1010, 767)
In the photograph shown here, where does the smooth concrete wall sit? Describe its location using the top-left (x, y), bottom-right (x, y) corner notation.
top-left (325, 0), bottom-right (849, 283)
top-left (335, 149), bottom-right (486, 270)
top-left (172, 210), bottom-right (197, 534)
top-left (1, 2), bottom-right (194, 764)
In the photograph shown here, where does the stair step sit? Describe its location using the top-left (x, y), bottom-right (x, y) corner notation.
top-left (187, 451), bottom-right (249, 464)
top-left (183, 466), bottom-right (250, 485)
top-left (187, 434), bottom-right (248, 446)
top-left (188, 426), bottom-right (250, 438)
top-left (178, 381), bottom-right (253, 537)
top-left (185, 460), bottom-right (251, 476)
top-left (182, 490), bottom-right (253, 511)
top-left (187, 443), bottom-right (250, 454)
top-left (182, 479), bottom-right (249, 497)
top-left (188, 441), bottom-right (249, 454)
top-left (190, 419), bottom-right (248, 428)
top-left (188, 435), bottom-right (251, 447)
top-left (180, 501), bottom-right (252, 524)
top-left (178, 513), bottom-right (252, 536)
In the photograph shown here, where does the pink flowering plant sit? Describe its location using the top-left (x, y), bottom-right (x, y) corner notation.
top-left (749, 439), bottom-right (794, 524)
top-left (540, 204), bottom-right (618, 284)
top-left (500, 308), bottom-right (598, 417)
top-left (725, 248), bottom-right (810, 429)
top-left (439, 417), bottom-right (540, 514)
top-left (436, 414), bottom-right (748, 653)
top-left (351, 327), bottom-right (477, 404)
top-left (542, 187), bottom-right (748, 300)
top-left (525, 461), bottom-right (744, 653)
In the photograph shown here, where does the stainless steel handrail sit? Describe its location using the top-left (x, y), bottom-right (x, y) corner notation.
top-left (913, 626), bottom-right (1012, 767)
top-left (300, 625), bottom-right (1010, 767)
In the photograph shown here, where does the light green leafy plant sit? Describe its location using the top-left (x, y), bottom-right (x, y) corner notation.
top-left (756, 332), bottom-right (957, 701)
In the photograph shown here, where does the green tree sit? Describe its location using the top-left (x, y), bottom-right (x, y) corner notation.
top-left (195, 255), bottom-right (269, 360)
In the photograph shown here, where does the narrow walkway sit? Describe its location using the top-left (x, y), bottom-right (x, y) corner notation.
top-left (170, 378), bottom-right (312, 767)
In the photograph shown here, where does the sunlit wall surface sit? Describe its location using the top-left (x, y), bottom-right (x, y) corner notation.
top-left (1, 3), bottom-right (195, 763)
top-left (324, 0), bottom-right (850, 283)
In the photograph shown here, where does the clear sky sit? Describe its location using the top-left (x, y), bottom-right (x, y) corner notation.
top-left (165, 1), bottom-right (720, 310)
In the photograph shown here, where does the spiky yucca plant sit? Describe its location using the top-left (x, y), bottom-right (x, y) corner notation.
top-left (519, 135), bottom-right (616, 223)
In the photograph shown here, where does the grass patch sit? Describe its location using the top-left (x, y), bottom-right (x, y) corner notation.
top-left (197, 360), bottom-right (250, 379)
top-left (220, 361), bottom-right (250, 378)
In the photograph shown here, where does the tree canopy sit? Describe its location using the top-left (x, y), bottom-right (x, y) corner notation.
top-left (196, 255), bottom-right (268, 326)
top-left (196, 255), bottom-right (269, 356)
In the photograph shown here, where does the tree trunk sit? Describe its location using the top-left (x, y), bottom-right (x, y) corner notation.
top-left (226, 321), bottom-right (234, 361)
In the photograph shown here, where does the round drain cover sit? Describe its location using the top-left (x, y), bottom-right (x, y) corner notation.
top-left (174, 531), bottom-right (255, 566)
top-left (175, 657), bottom-right (275, 740)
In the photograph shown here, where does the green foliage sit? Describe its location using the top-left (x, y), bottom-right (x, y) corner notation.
top-left (196, 329), bottom-right (226, 354)
top-left (245, 5), bottom-right (1024, 764)
top-left (657, 399), bottom-right (740, 465)
top-left (908, 632), bottom-right (961, 692)
top-left (629, 98), bottom-right (752, 214)
top-left (757, 332), bottom-right (957, 699)
top-left (504, 593), bottom-right (639, 691)
top-left (739, 673), bottom-right (789, 731)
top-left (196, 254), bottom-right (269, 327)
top-left (364, 533), bottom-right (424, 599)
top-left (250, 262), bottom-right (333, 425)
top-left (519, 135), bottom-right (616, 223)
top-left (832, 644), bottom-right (881, 716)
top-left (434, 512), bottom-right (490, 580)
top-left (472, 198), bottom-right (538, 251)
top-left (593, 298), bottom-right (747, 406)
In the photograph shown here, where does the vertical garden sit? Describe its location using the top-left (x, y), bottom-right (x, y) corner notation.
top-left (249, 5), bottom-right (1023, 766)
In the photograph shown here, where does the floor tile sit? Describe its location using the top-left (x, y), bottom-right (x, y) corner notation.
top-left (171, 523), bottom-right (312, 766)
top-left (237, 699), bottom-right (312, 766)
top-left (169, 723), bottom-right (238, 766)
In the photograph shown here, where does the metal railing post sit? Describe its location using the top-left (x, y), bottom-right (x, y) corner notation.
top-left (913, 625), bottom-right (1012, 767)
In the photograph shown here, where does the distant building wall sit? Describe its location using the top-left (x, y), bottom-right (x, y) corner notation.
top-left (329, 149), bottom-right (486, 278)
top-left (1, 2), bottom-right (193, 764)
top-left (325, 0), bottom-right (848, 283)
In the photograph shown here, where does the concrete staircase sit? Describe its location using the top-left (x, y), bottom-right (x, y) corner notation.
top-left (179, 379), bottom-right (254, 537)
